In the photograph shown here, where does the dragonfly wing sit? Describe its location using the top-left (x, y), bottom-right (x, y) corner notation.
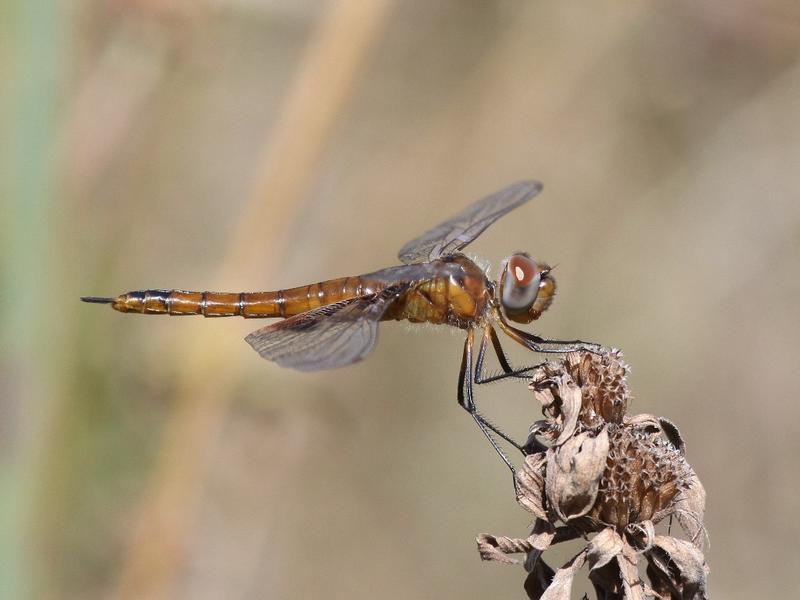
top-left (244, 286), bottom-right (404, 371)
top-left (397, 180), bottom-right (543, 264)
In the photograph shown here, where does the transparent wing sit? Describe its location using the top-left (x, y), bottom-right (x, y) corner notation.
top-left (398, 180), bottom-right (543, 264)
top-left (244, 286), bottom-right (404, 371)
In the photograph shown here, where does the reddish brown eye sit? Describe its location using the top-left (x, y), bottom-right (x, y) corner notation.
top-left (501, 254), bottom-right (542, 315)
top-left (508, 254), bottom-right (538, 285)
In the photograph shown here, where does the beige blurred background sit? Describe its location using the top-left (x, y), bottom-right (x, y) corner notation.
top-left (2, 1), bottom-right (800, 598)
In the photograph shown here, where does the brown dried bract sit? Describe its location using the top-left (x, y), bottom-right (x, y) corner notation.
top-left (477, 351), bottom-right (708, 600)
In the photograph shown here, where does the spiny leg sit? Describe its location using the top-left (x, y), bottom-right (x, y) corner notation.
top-left (464, 329), bottom-right (526, 452)
top-left (461, 321), bottom-right (602, 496)
top-left (458, 319), bottom-right (601, 472)
top-left (495, 310), bottom-right (603, 355)
top-left (458, 329), bottom-right (519, 474)
top-left (474, 323), bottom-right (546, 385)
top-left (510, 329), bottom-right (602, 354)
top-left (484, 322), bottom-right (514, 373)
top-left (469, 322), bottom-right (601, 455)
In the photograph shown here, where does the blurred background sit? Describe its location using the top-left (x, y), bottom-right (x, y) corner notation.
top-left (2, 1), bottom-right (800, 598)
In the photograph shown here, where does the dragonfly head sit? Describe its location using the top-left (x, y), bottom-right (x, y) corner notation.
top-left (498, 253), bottom-right (555, 323)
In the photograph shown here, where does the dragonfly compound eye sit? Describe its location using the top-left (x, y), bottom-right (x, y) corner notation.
top-left (501, 254), bottom-right (555, 323)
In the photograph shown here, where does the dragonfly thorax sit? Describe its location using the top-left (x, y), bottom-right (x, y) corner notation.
top-left (382, 255), bottom-right (491, 329)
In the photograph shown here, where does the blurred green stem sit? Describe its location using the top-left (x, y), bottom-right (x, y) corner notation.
top-left (1, 1), bottom-right (66, 599)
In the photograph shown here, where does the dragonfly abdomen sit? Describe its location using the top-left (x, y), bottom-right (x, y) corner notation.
top-left (98, 277), bottom-right (378, 318)
top-left (105, 289), bottom-right (255, 317)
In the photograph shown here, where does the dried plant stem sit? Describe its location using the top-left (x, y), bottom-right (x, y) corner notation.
top-left (113, 3), bottom-right (394, 599)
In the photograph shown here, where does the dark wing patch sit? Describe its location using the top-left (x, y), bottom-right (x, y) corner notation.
top-left (244, 287), bottom-right (404, 371)
top-left (397, 180), bottom-right (542, 264)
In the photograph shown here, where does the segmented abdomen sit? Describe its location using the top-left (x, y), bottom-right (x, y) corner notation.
top-left (109, 277), bottom-right (380, 318)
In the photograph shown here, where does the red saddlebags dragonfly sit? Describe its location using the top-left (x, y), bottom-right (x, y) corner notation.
top-left (83, 181), bottom-right (600, 472)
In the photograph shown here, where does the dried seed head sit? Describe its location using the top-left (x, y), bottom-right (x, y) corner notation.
top-left (591, 422), bottom-right (695, 530)
top-left (480, 350), bottom-right (708, 599)
top-left (563, 350), bottom-right (630, 425)
top-left (528, 350), bottom-right (630, 440)
top-left (524, 351), bottom-right (702, 534)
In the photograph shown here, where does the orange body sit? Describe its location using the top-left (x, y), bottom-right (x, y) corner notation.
top-left (107, 255), bottom-right (492, 329)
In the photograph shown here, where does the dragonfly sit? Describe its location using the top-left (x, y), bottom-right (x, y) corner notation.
top-left (82, 181), bottom-right (600, 472)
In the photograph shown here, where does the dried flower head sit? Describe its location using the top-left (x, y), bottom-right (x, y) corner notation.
top-left (477, 351), bottom-right (708, 599)
top-left (592, 417), bottom-right (695, 530)
top-left (526, 350), bottom-right (630, 446)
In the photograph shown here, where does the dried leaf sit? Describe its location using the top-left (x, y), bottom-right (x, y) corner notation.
top-left (529, 373), bottom-right (558, 412)
top-left (658, 417), bottom-right (685, 455)
top-left (476, 534), bottom-right (528, 564)
top-left (546, 427), bottom-right (610, 522)
top-left (524, 555), bottom-right (556, 600)
top-left (588, 558), bottom-right (622, 599)
top-left (672, 469), bottom-right (707, 550)
top-left (586, 528), bottom-right (624, 571)
top-left (477, 520), bottom-right (556, 565)
top-left (625, 520), bottom-right (656, 552)
top-left (618, 542), bottom-right (646, 600)
top-left (524, 421), bottom-right (551, 454)
top-left (529, 370), bottom-right (583, 443)
top-left (539, 549), bottom-right (587, 600)
top-left (625, 414), bottom-right (685, 455)
top-left (524, 523), bottom-right (582, 573)
top-left (528, 518), bottom-right (557, 551)
top-left (645, 536), bottom-right (708, 600)
top-left (522, 520), bottom-right (558, 577)
top-left (553, 375), bottom-right (583, 445)
top-left (624, 413), bottom-right (661, 433)
top-left (516, 453), bottom-right (548, 519)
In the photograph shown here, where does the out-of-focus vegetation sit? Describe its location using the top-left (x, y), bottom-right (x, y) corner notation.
top-left (2, 2), bottom-right (800, 598)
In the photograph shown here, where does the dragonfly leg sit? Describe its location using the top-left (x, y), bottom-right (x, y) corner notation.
top-left (474, 324), bottom-right (545, 385)
top-left (466, 331), bottom-right (526, 452)
top-left (495, 312), bottom-right (603, 355)
top-left (458, 329), bottom-right (523, 476)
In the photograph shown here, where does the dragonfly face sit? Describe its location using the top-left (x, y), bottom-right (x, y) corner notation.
top-left (497, 253), bottom-right (555, 324)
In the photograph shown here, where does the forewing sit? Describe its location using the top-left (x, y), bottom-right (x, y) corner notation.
top-left (244, 287), bottom-right (403, 371)
top-left (398, 180), bottom-right (542, 263)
